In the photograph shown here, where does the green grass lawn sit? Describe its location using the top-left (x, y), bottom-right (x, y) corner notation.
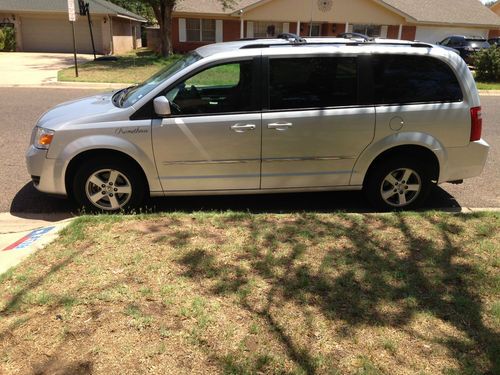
top-left (58, 48), bottom-right (182, 84)
top-left (476, 81), bottom-right (500, 90)
top-left (1, 212), bottom-right (499, 375)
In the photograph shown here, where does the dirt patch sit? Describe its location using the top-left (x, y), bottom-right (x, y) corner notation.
top-left (0, 212), bottom-right (498, 374)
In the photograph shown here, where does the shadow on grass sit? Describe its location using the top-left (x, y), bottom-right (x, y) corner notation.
top-left (177, 213), bottom-right (499, 374)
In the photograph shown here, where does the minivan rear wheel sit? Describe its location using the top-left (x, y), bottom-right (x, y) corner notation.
top-left (72, 158), bottom-right (146, 212)
top-left (364, 159), bottom-right (432, 211)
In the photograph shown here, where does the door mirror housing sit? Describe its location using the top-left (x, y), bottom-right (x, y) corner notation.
top-left (153, 96), bottom-right (171, 117)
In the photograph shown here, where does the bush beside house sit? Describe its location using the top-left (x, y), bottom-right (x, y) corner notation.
top-left (474, 46), bottom-right (500, 82)
top-left (0, 27), bottom-right (16, 51)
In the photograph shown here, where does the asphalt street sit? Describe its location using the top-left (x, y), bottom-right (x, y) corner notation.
top-left (1, 87), bottom-right (498, 216)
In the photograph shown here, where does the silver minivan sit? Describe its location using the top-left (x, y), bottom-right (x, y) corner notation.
top-left (26, 36), bottom-right (490, 211)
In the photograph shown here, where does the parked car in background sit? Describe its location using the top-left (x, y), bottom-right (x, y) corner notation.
top-left (438, 36), bottom-right (490, 64)
top-left (488, 37), bottom-right (500, 47)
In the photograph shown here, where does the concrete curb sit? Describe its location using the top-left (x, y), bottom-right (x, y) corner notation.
top-left (0, 213), bottom-right (74, 276)
top-left (478, 90), bottom-right (500, 96)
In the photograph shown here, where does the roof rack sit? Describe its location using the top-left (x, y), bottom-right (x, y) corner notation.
top-left (239, 33), bottom-right (435, 49)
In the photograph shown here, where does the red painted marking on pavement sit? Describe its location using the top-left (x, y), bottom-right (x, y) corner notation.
top-left (3, 234), bottom-right (31, 251)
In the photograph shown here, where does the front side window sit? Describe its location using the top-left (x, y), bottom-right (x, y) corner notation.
top-left (372, 55), bottom-right (463, 105)
top-left (165, 61), bottom-right (256, 116)
top-left (186, 18), bottom-right (215, 42)
top-left (269, 57), bottom-right (358, 110)
top-left (120, 52), bottom-right (202, 108)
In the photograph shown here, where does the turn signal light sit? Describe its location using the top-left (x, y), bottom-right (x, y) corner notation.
top-left (39, 134), bottom-right (54, 146)
top-left (34, 127), bottom-right (55, 150)
top-left (470, 106), bottom-right (482, 142)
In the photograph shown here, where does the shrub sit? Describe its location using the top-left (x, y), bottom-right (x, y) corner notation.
top-left (2, 27), bottom-right (16, 51)
top-left (0, 29), bottom-right (5, 51)
top-left (473, 45), bottom-right (500, 82)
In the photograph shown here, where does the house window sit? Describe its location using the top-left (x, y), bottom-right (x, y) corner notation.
top-left (310, 23), bottom-right (321, 36)
top-left (352, 24), bottom-right (382, 37)
top-left (254, 22), bottom-right (283, 38)
top-left (186, 18), bottom-right (215, 42)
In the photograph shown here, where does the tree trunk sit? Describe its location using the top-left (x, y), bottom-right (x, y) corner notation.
top-left (150, 1), bottom-right (174, 57)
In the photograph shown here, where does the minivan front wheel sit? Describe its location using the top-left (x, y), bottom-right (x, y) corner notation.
top-left (72, 158), bottom-right (146, 212)
top-left (365, 159), bottom-right (432, 211)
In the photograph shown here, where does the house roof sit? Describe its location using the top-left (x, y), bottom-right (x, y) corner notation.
top-left (174, 0), bottom-right (260, 15)
top-left (0, 0), bottom-right (147, 22)
top-left (378, 0), bottom-right (500, 27)
top-left (174, 0), bottom-right (500, 27)
top-left (491, 1), bottom-right (500, 14)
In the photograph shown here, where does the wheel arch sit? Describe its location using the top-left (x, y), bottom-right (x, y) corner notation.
top-left (351, 133), bottom-right (445, 187)
top-left (65, 149), bottom-right (150, 198)
top-left (362, 145), bottom-right (440, 188)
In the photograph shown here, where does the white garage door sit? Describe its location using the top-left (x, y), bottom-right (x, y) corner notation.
top-left (21, 16), bottom-right (103, 54)
top-left (415, 26), bottom-right (488, 44)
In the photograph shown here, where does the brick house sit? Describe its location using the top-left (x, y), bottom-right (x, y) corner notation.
top-left (151, 0), bottom-right (500, 53)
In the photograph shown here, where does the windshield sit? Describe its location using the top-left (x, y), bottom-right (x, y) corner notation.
top-left (118, 52), bottom-right (203, 108)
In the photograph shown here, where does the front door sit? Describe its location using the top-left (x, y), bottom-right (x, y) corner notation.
top-left (261, 55), bottom-right (376, 189)
top-left (152, 59), bottom-right (262, 191)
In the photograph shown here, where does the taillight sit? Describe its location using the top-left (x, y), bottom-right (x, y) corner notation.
top-left (470, 106), bottom-right (482, 142)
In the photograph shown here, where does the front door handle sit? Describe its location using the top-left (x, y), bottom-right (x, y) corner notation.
top-left (268, 122), bottom-right (293, 131)
top-left (231, 124), bottom-right (256, 133)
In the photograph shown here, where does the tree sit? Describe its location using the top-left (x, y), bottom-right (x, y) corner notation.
top-left (108, 0), bottom-right (155, 23)
top-left (146, 0), bottom-right (235, 57)
top-left (111, 0), bottom-right (235, 57)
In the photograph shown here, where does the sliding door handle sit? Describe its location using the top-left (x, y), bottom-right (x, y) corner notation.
top-left (268, 122), bottom-right (293, 131)
top-left (231, 124), bottom-right (256, 133)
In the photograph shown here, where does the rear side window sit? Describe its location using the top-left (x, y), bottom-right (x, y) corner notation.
top-left (269, 57), bottom-right (358, 110)
top-left (372, 55), bottom-right (463, 105)
top-left (465, 39), bottom-right (490, 48)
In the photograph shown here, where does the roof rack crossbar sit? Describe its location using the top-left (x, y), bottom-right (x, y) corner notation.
top-left (277, 32), bottom-right (307, 44)
top-left (337, 32), bottom-right (372, 41)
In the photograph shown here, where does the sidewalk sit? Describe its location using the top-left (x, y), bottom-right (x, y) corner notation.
top-left (0, 213), bottom-right (73, 276)
top-left (0, 52), bottom-right (94, 86)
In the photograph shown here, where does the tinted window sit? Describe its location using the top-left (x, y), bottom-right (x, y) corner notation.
top-left (165, 61), bottom-right (256, 116)
top-left (465, 39), bottom-right (490, 48)
top-left (269, 57), bottom-right (358, 110)
top-left (372, 55), bottom-right (463, 105)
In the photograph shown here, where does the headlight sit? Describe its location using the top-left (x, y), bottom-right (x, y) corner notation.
top-left (34, 127), bottom-right (55, 150)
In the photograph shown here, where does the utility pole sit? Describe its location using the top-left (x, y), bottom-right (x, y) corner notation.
top-left (78, 0), bottom-right (97, 59)
top-left (67, 0), bottom-right (78, 77)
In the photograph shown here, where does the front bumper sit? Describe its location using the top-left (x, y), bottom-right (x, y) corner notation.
top-left (439, 139), bottom-right (490, 183)
top-left (26, 146), bottom-right (67, 196)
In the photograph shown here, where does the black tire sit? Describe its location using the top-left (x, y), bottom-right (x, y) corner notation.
top-left (72, 157), bottom-right (146, 213)
top-left (364, 158), bottom-right (433, 211)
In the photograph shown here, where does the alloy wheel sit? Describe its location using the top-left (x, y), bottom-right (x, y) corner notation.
top-left (380, 168), bottom-right (422, 207)
top-left (85, 169), bottom-right (132, 211)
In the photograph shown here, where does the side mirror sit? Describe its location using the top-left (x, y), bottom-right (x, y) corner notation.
top-left (153, 96), bottom-right (171, 117)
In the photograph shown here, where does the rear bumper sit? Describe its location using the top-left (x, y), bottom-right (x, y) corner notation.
top-left (439, 139), bottom-right (490, 183)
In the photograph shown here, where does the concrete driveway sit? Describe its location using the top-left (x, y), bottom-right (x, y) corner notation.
top-left (0, 52), bottom-right (94, 86)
